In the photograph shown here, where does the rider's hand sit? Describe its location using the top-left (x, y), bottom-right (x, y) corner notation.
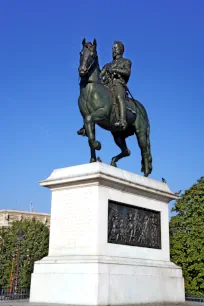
top-left (106, 65), bottom-right (112, 73)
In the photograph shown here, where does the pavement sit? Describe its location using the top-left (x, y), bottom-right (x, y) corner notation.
top-left (1, 301), bottom-right (204, 306)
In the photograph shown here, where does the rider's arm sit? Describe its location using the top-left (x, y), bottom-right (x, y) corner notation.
top-left (112, 60), bottom-right (132, 78)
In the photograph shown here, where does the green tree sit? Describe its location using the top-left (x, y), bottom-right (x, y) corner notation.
top-left (169, 177), bottom-right (204, 296)
top-left (0, 219), bottom-right (49, 289)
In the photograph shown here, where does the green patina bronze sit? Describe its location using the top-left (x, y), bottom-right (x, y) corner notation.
top-left (77, 38), bottom-right (152, 177)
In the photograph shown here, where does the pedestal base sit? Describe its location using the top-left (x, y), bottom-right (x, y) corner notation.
top-left (30, 256), bottom-right (184, 305)
top-left (30, 163), bottom-right (185, 305)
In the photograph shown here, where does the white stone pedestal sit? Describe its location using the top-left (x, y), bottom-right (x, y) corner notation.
top-left (30, 163), bottom-right (185, 305)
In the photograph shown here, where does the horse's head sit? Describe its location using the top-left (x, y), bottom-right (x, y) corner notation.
top-left (78, 38), bottom-right (97, 77)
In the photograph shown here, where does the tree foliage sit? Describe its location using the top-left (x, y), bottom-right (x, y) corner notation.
top-left (0, 219), bottom-right (49, 289)
top-left (169, 177), bottom-right (204, 296)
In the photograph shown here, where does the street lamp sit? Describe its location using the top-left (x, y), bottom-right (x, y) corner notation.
top-left (0, 236), bottom-right (3, 247)
top-left (14, 229), bottom-right (24, 294)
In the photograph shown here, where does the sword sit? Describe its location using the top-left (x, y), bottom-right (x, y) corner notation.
top-left (124, 85), bottom-right (146, 120)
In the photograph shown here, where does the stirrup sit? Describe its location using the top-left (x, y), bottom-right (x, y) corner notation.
top-left (121, 120), bottom-right (127, 129)
top-left (114, 120), bottom-right (127, 129)
top-left (114, 121), bottom-right (121, 127)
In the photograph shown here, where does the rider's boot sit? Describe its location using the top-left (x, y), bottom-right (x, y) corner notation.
top-left (114, 98), bottom-right (127, 129)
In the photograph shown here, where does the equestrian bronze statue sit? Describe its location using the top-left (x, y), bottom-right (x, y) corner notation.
top-left (77, 38), bottom-right (152, 177)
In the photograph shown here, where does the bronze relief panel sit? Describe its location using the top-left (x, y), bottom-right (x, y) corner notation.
top-left (108, 200), bottom-right (161, 249)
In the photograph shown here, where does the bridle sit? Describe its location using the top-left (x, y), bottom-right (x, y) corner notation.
top-left (85, 53), bottom-right (98, 73)
top-left (79, 45), bottom-right (98, 78)
top-left (79, 53), bottom-right (99, 85)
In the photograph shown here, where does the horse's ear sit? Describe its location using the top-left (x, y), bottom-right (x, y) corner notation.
top-left (93, 38), bottom-right (97, 48)
top-left (82, 38), bottom-right (86, 46)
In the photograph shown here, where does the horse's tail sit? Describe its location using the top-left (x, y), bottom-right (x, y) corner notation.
top-left (133, 99), bottom-right (152, 175)
top-left (146, 119), bottom-right (153, 174)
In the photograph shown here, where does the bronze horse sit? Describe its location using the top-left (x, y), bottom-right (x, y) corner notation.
top-left (77, 38), bottom-right (152, 176)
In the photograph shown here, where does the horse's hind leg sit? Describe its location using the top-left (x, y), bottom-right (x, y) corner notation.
top-left (84, 108), bottom-right (107, 151)
top-left (111, 132), bottom-right (130, 167)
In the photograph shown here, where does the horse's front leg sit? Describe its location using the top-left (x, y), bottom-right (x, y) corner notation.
top-left (84, 108), bottom-right (107, 151)
top-left (89, 129), bottom-right (102, 163)
top-left (90, 126), bottom-right (96, 163)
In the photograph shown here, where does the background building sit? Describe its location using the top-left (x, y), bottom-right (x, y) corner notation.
top-left (0, 210), bottom-right (50, 228)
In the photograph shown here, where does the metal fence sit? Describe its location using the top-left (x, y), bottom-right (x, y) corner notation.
top-left (186, 295), bottom-right (204, 303)
top-left (0, 288), bottom-right (29, 301)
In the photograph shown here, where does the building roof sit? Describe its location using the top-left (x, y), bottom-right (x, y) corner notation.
top-left (0, 209), bottom-right (50, 228)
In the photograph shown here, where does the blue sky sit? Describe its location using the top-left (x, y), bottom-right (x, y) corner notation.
top-left (0, 0), bottom-right (203, 213)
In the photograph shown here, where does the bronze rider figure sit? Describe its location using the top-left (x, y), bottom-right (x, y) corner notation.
top-left (100, 41), bottom-right (132, 129)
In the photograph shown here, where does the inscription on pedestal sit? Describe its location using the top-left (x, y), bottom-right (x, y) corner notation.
top-left (108, 200), bottom-right (161, 249)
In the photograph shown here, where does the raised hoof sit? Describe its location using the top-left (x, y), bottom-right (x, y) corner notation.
top-left (77, 128), bottom-right (86, 136)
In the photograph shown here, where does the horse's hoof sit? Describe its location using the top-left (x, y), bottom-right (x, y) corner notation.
top-left (77, 128), bottom-right (86, 136)
top-left (90, 158), bottom-right (96, 163)
top-left (111, 161), bottom-right (117, 167)
top-left (144, 171), bottom-right (150, 177)
top-left (97, 157), bottom-right (102, 162)
top-left (92, 141), bottom-right (101, 150)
